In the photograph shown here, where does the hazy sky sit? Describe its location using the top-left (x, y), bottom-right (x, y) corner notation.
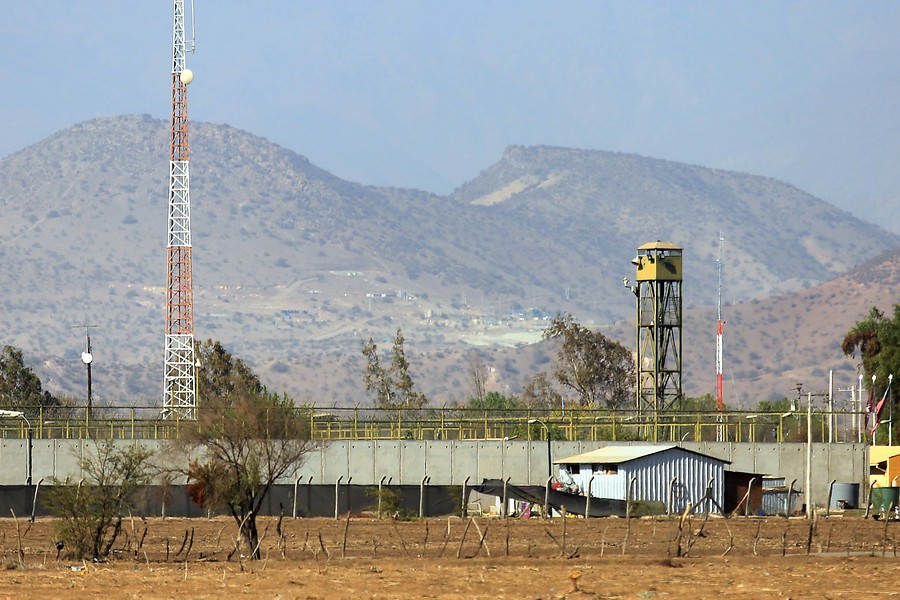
top-left (3, 2), bottom-right (899, 232)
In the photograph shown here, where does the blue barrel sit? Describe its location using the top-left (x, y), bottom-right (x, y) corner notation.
top-left (830, 483), bottom-right (860, 510)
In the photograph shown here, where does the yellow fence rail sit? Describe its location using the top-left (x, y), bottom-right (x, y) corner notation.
top-left (0, 405), bottom-right (867, 444)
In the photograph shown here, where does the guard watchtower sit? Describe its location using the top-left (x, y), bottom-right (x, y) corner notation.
top-left (632, 241), bottom-right (683, 424)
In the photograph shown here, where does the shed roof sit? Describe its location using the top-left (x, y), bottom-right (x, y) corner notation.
top-left (554, 445), bottom-right (729, 465)
top-left (637, 241), bottom-right (682, 251)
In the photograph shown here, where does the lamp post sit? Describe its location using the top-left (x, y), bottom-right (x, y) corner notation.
top-left (81, 336), bottom-right (93, 419)
top-left (528, 418), bottom-right (552, 479)
top-left (74, 325), bottom-right (97, 420)
top-left (0, 410), bottom-right (32, 485)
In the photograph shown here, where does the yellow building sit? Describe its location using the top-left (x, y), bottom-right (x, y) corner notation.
top-left (870, 446), bottom-right (900, 487)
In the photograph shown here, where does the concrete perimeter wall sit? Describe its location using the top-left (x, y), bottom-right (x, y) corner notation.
top-left (0, 439), bottom-right (868, 507)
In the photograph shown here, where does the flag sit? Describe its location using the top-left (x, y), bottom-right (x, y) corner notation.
top-left (865, 385), bottom-right (876, 435)
top-left (871, 379), bottom-right (893, 439)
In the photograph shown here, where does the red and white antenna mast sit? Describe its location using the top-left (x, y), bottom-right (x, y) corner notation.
top-left (715, 232), bottom-right (725, 439)
top-left (163, 0), bottom-right (197, 419)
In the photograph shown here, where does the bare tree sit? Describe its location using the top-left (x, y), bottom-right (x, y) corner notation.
top-left (468, 352), bottom-right (487, 404)
top-left (45, 441), bottom-right (154, 559)
top-left (172, 391), bottom-right (313, 559)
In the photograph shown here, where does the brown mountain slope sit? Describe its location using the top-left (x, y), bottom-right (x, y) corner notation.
top-left (0, 116), bottom-right (897, 405)
top-left (250, 248), bottom-right (900, 407)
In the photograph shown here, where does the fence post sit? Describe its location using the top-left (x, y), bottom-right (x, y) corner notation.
top-left (864, 480), bottom-right (877, 519)
top-left (501, 477), bottom-right (510, 519)
top-left (786, 478), bottom-right (797, 516)
top-left (703, 476), bottom-right (714, 518)
top-left (544, 476), bottom-right (552, 518)
top-left (667, 477), bottom-right (678, 517)
top-left (585, 475), bottom-right (596, 518)
top-left (378, 475), bottom-right (389, 519)
top-left (745, 477), bottom-right (757, 517)
top-left (462, 476), bottom-right (470, 519)
top-left (334, 476), bottom-right (343, 520)
top-left (826, 479), bottom-right (837, 517)
top-left (626, 476), bottom-right (637, 519)
top-left (419, 476), bottom-right (430, 518)
top-left (30, 478), bottom-right (44, 522)
top-left (293, 475), bottom-right (307, 519)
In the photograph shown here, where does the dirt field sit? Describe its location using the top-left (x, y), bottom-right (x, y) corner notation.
top-left (0, 514), bottom-right (897, 599)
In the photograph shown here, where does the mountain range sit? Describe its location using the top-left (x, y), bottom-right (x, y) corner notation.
top-left (0, 115), bottom-right (897, 408)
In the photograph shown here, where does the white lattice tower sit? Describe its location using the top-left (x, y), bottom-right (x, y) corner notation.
top-left (162, 0), bottom-right (196, 420)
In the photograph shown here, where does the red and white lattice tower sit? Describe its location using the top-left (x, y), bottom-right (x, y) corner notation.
top-left (162, 0), bottom-right (197, 420)
top-left (715, 232), bottom-right (725, 440)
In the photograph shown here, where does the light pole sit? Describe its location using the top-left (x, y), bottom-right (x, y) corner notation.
top-left (0, 410), bottom-right (32, 485)
top-left (74, 324), bottom-right (97, 420)
top-left (528, 419), bottom-right (552, 479)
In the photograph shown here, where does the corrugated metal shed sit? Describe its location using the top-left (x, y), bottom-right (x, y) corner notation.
top-left (554, 445), bottom-right (728, 514)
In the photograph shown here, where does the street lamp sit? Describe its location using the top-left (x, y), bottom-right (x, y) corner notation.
top-left (74, 324), bottom-right (97, 420)
top-left (528, 419), bottom-right (552, 479)
top-left (0, 410), bottom-right (32, 485)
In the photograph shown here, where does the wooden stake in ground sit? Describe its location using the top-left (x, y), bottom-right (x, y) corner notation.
top-left (674, 503), bottom-right (693, 558)
top-left (437, 518), bottom-right (452, 558)
top-left (10, 509), bottom-right (24, 567)
top-left (315, 531), bottom-right (328, 557)
top-left (276, 512), bottom-right (286, 559)
top-left (752, 520), bottom-right (762, 556)
top-left (341, 511), bottom-right (351, 559)
top-left (456, 518), bottom-right (473, 559)
top-left (721, 519), bottom-right (734, 557)
top-left (622, 501), bottom-right (636, 556)
top-left (390, 518), bottom-right (410, 558)
top-left (471, 519), bottom-right (491, 558)
top-left (505, 518), bottom-right (510, 556)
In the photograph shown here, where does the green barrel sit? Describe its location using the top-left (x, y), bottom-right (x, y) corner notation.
top-left (871, 487), bottom-right (900, 512)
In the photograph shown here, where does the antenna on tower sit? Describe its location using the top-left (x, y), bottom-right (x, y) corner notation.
top-left (162, 0), bottom-right (198, 420)
top-left (188, 0), bottom-right (197, 53)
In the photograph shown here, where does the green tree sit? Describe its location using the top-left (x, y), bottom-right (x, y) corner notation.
top-left (842, 306), bottom-right (900, 386)
top-left (750, 397), bottom-right (801, 442)
top-left (542, 314), bottom-right (634, 408)
top-left (362, 337), bottom-right (395, 407)
top-left (361, 329), bottom-right (426, 409)
top-left (842, 305), bottom-right (900, 441)
top-left (45, 441), bottom-right (154, 559)
top-left (174, 390), bottom-right (312, 560)
top-left (467, 391), bottom-right (519, 411)
top-left (681, 393), bottom-right (719, 412)
top-left (0, 345), bottom-right (57, 416)
top-left (520, 372), bottom-right (562, 409)
top-left (195, 338), bottom-right (262, 402)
